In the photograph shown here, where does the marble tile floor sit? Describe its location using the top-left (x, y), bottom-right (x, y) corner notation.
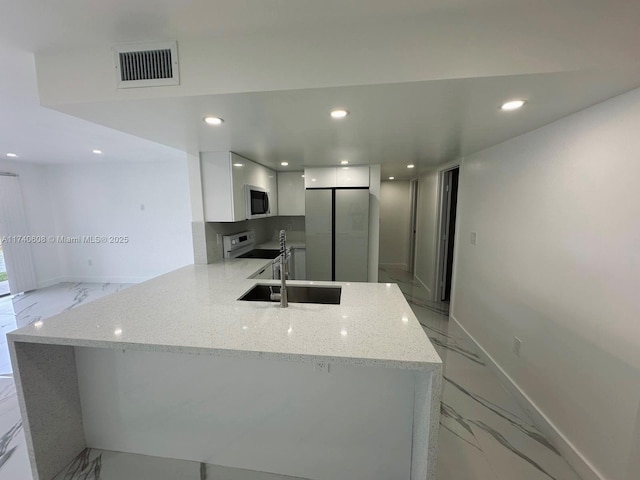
top-left (0, 273), bottom-right (584, 480)
top-left (49, 448), bottom-right (311, 480)
top-left (0, 282), bottom-right (131, 375)
top-left (379, 265), bottom-right (582, 480)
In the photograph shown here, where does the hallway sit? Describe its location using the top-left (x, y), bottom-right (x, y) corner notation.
top-left (379, 266), bottom-right (582, 480)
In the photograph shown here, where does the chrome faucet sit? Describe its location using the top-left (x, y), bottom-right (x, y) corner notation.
top-left (270, 230), bottom-right (289, 308)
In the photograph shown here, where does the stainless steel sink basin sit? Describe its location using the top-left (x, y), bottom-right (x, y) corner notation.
top-left (239, 284), bottom-right (341, 305)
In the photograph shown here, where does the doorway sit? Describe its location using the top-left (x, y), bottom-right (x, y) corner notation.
top-left (437, 167), bottom-right (459, 302)
top-left (407, 179), bottom-right (419, 274)
top-left (0, 242), bottom-right (9, 297)
top-left (0, 173), bottom-right (37, 295)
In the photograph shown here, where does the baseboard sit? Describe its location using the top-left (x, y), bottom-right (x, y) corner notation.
top-left (413, 275), bottom-right (432, 296)
top-left (379, 262), bottom-right (409, 269)
top-left (53, 275), bottom-right (147, 285)
top-left (36, 277), bottom-right (66, 290)
top-left (450, 315), bottom-right (605, 480)
top-left (34, 275), bottom-right (147, 291)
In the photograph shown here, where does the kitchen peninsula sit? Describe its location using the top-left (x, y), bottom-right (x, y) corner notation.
top-left (8, 258), bottom-right (442, 480)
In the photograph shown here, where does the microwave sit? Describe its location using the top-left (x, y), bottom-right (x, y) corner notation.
top-left (245, 185), bottom-right (271, 218)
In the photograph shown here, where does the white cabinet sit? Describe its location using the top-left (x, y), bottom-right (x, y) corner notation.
top-left (271, 248), bottom-right (306, 280)
top-left (292, 247), bottom-right (306, 280)
top-left (201, 152), bottom-right (278, 222)
top-left (304, 166), bottom-right (369, 188)
top-left (304, 168), bottom-right (337, 188)
top-left (250, 263), bottom-right (273, 279)
top-left (336, 166), bottom-right (370, 187)
top-left (278, 172), bottom-right (305, 216)
top-left (267, 173), bottom-right (278, 216)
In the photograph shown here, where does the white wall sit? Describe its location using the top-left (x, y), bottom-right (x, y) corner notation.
top-left (367, 165), bottom-right (381, 282)
top-left (452, 88), bottom-right (640, 480)
top-left (379, 180), bottom-right (411, 267)
top-left (36, 19), bottom-right (582, 108)
top-left (629, 403), bottom-right (640, 480)
top-left (414, 169), bottom-right (439, 295)
top-left (46, 160), bottom-right (193, 283)
top-left (0, 159), bottom-right (61, 288)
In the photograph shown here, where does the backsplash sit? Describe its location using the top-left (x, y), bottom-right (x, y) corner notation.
top-left (265, 216), bottom-right (305, 243)
top-left (199, 216), bottom-right (306, 262)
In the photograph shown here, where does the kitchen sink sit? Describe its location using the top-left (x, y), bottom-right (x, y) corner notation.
top-left (239, 284), bottom-right (342, 305)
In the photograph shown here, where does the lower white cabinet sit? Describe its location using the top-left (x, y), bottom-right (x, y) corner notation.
top-left (247, 248), bottom-right (305, 281)
top-left (292, 247), bottom-right (306, 280)
top-left (250, 264), bottom-right (273, 279)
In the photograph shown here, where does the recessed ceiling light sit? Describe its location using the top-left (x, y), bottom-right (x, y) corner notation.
top-left (407, 164), bottom-right (415, 169)
top-left (301, 174), bottom-right (305, 178)
top-left (501, 100), bottom-right (526, 111)
top-left (281, 162), bottom-right (289, 166)
top-left (92, 149), bottom-right (103, 155)
top-left (340, 160), bottom-right (349, 165)
top-left (330, 109), bottom-right (349, 119)
top-left (233, 163), bottom-right (244, 167)
top-left (389, 176), bottom-right (395, 180)
top-left (204, 116), bottom-right (224, 125)
top-left (6, 153), bottom-right (18, 158)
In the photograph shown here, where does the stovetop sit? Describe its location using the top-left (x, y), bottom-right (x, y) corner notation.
top-left (237, 249), bottom-right (281, 259)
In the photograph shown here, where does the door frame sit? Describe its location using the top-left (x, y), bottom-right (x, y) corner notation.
top-left (0, 172), bottom-right (37, 295)
top-left (407, 179), bottom-right (419, 273)
top-left (433, 163), bottom-right (461, 303)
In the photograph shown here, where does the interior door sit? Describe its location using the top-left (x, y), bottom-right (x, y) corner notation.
top-left (304, 189), bottom-right (332, 281)
top-left (407, 179), bottom-right (419, 274)
top-left (0, 174), bottom-right (37, 294)
top-left (335, 189), bottom-right (369, 282)
top-left (438, 168), bottom-right (459, 301)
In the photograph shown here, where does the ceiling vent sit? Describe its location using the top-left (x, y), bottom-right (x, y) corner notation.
top-left (113, 41), bottom-right (180, 89)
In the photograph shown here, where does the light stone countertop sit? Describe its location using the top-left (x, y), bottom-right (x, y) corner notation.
top-left (8, 260), bottom-right (441, 370)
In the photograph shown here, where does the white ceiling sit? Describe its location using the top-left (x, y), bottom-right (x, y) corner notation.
top-left (2, 1), bottom-right (640, 176)
top-left (58, 71), bottom-right (640, 178)
top-left (0, 46), bottom-right (186, 165)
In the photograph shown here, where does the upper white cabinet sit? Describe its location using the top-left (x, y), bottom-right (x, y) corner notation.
top-left (304, 168), bottom-right (337, 188)
top-left (336, 166), bottom-right (370, 187)
top-left (304, 166), bottom-right (369, 188)
top-left (277, 172), bottom-right (305, 216)
top-left (201, 152), bottom-right (278, 222)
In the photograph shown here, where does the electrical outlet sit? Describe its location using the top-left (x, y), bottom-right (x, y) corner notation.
top-left (470, 232), bottom-right (477, 245)
top-left (140, 204), bottom-right (145, 211)
top-left (315, 362), bottom-right (330, 373)
top-left (513, 337), bottom-right (522, 357)
top-left (88, 259), bottom-right (93, 266)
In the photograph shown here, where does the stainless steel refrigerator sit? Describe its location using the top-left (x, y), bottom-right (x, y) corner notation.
top-left (305, 188), bottom-right (369, 282)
